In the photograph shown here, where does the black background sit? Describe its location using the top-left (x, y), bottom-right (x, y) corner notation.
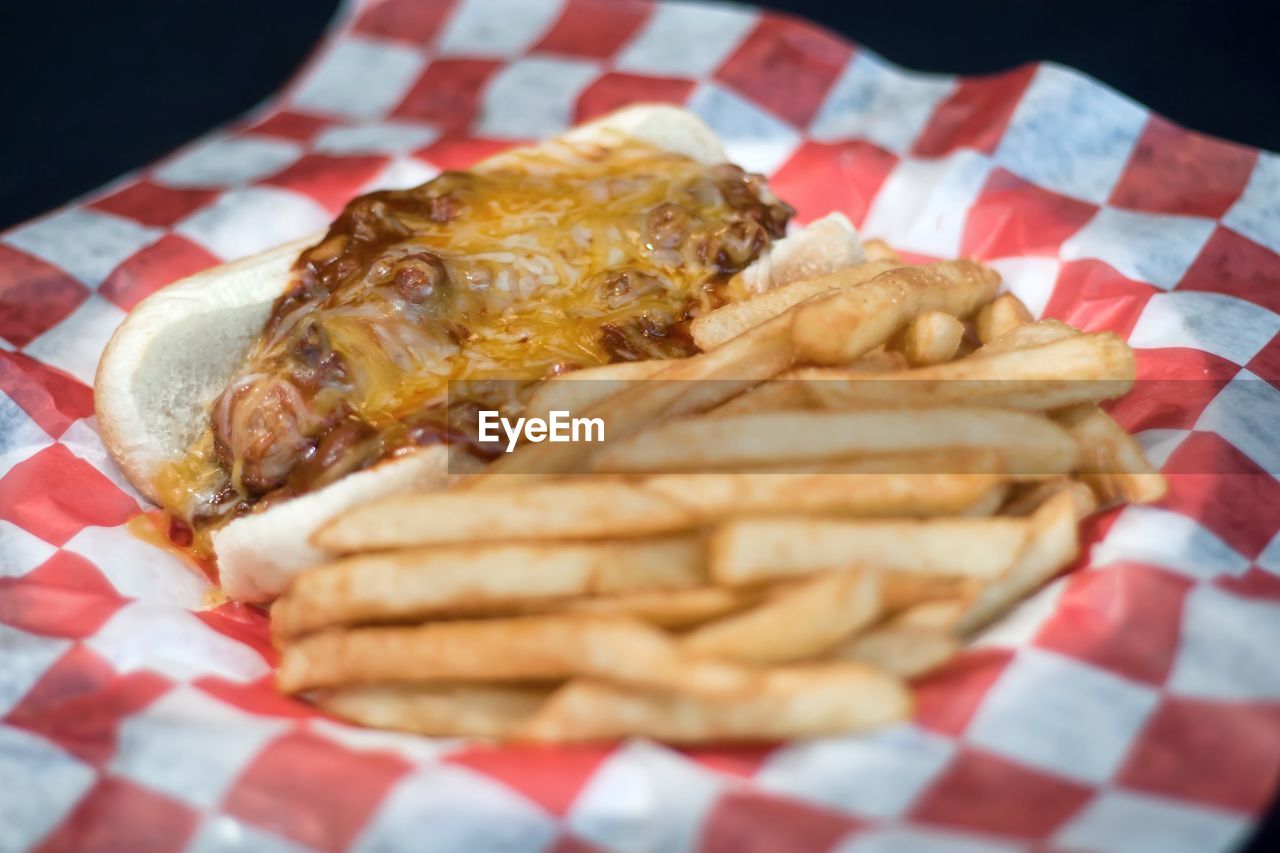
top-left (2, 0), bottom-right (1278, 229)
top-left (3, 0), bottom-right (1278, 847)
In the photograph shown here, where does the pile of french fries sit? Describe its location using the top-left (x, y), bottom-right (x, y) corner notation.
top-left (272, 239), bottom-right (1166, 743)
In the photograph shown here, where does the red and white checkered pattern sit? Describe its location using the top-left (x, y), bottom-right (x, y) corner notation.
top-left (2, 0), bottom-right (1278, 849)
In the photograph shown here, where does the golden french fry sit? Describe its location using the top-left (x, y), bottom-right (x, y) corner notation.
top-left (710, 515), bottom-right (1030, 587)
top-left (1002, 478), bottom-right (1099, 519)
top-left (516, 663), bottom-right (911, 743)
top-left (791, 261), bottom-right (1000, 365)
top-left (976, 318), bottom-right (1079, 354)
top-left (590, 408), bottom-right (1079, 478)
top-left (691, 260), bottom-right (899, 350)
top-left (715, 454), bottom-right (1009, 502)
top-left (959, 483), bottom-right (1010, 516)
top-left (795, 333), bottom-right (1135, 412)
top-left (272, 536), bottom-right (705, 640)
top-left (955, 491), bottom-right (1080, 635)
top-left (316, 478), bottom-right (687, 550)
top-left (710, 378), bottom-right (811, 416)
top-left (843, 350), bottom-right (912, 373)
top-left (890, 310), bottom-right (965, 366)
top-left (316, 469), bottom-right (1004, 551)
top-left (277, 615), bottom-right (756, 696)
top-left (319, 684), bottom-right (549, 739)
top-left (711, 350), bottom-right (911, 415)
top-left (882, 572), bottom-right (980, 612)
top-left (657, 470), bottom-right (989, 532)
top-left (474, 311), bottom-right (798, 482)
top-left (778, 448), bottom-right (1005, 477)
top-left (524, 360), bottom-right (670, 423)
top-left (830, 626), bottom-right (960, 679)
top-left (893, 598), bottom-right (970, 632)
top-left (682, 569), bottom-right (883, 663)
top-left (974, 292), bottom-right (1034, 343)
top-left (861, 238), bottom-right (902, 264)
top-left (541, 586), bottom-right (763, 629)
top-left (726, 451), bottom-right (1009, 502)
top-left (1053, 404), bottom-right (1167, 504)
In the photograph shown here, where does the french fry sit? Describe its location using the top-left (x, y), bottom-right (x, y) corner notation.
top-left (1053, 404), bottom-right (1167, 504)
top-left (842, 350), bottom-right (912, 373)
top-left (861, 238), bottom-right (902, 264)
top-left (795, 333), bottom-right (1135, 412)
top-left (682, 569), bottom-right (883, 663)
top-left (890, 310), bottom-right (965, 366)
top-left (709, 515), bottom-right (1031, 587)
top-left (473, 311), bottom-right (798, 482)
top-left (515, 663), bottom-right (911, 742)
top-left (958, 483), bottom-right (1010, 517)
top-left (893, 598), bottom-right (970, 632)
top-left (975, 318), bottom-right (1078, 354)
top-left (954, 492), bottom-right (1080, 635)
top-left (974, 292), bottom-right (1034, 343)
top-left (710, 350), bottom-right (912, 415)
top-left (590, 408), bottom-right (1080, 478)
top-left (691, 259), bottom-right (900, 350)
top-left (272, 536), bottom-right (705, 640)
top-left (776, 448), bottom-right (1005, 477)
top-left (830, 626), bottom-right (960, 679)
top-left (277, 615), bottom-right (756, 696)
top-left (315, 469), bottom-right (1004, 551)
top-left (791, 261), bottom-right (1001, 365)
top-left (631, 470), bottom-right (992, 536)
top-left (540, 586), bottom-right (763, 629)
top-left (738, 459), bottom-right (1010, 528)
top-left (1002, 477), bottom-right (1099, 519)
top-left (882, 572), bottom-right (980, 611)
top-left (317, 478), bottom-right (687, 550)
top-left (524, 360), bottom-right (669, 423)
top-left (319, 684), bottom-right (549, 739)
top-left (710, 378), bottom-right (811, 416)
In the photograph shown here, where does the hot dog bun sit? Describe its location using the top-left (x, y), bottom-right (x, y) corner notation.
top-left (95, 105), bottom-right (863, 602)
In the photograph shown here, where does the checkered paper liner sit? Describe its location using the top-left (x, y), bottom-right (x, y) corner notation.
top-left (3, 0), bottom-right (1280, 849)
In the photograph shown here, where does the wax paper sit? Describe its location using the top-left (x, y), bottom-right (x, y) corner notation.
top-left (2, 0), bottom-right (1279, 850)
